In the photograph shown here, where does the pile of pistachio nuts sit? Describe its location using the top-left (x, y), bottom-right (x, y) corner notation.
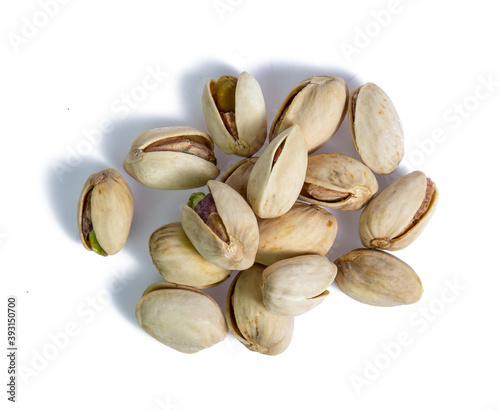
top-left (77, 72), bottom-right (438, 355)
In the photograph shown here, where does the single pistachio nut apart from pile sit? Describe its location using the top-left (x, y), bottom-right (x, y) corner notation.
top-left (181, 180), bottom-right (259, 270)
top-left (149, 222), bottom-right (231, 288)
top-left (359, 170), bottom-right (438, 251)
top-left (348, 82), bottom-right (404, 174)
top-left (270, 75), bottom-right (349, 154)
top-left (77, 168), bottom-right (134, 256)
top-left (202, 72), bottom-right (267, 157)
top-left (334, 249), bottom-right (423, 306)
top-left (256, 201), bottom-right (337, 266)
top-left (122, 126), bottom-right (220, 189)
top-left (299, 153), bottom-right (379, 211)
top-left (261, 255), bottom-right (337, 316)
top-left (219, 157), bottom-right (258, 200)
top-left (247, 124), bottom-right (308, 218)
top-left (136, 282), bottom-right (228, 353)
top-left (226, 264), bottom-right (294, 355)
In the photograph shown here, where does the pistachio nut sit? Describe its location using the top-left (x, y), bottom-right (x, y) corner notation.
top-left (359, 170), bottom-right (438, 251)
top-left (219, 157), bottom-right (258, 200)
top-left (270, 75), bottom-right (349, 153)
top-left (256, 202), bottom-right (337, 266)
top-left (202, 72), bottom-right (267, 157)
top-left (136, 282), bottom-right (228, 353)
top-left (348, 82), bottom-right (404, 174)
top-left (149, 222), bottom-right (231, 288)
top-left (226, 264), bottom-right (294, 355)
top-left (261, 255), bottom-right (337, 316)
top-left (123, 126), bottom-right (220, 190)
top-left (334, 248), bottom-right (423, 306)
top-left (299, 153), bottom-right (378, 211)
top-left (77, 168), bottom-right (134, 256)
top-left (181, 180), bottom-right (259, 270)
top-left (247, 125), bottom-right (308, 218)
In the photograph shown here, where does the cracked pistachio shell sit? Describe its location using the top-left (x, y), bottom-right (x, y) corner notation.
top-left (149, 222), bottom-right (231, 289)
top-left (270, 75), bottom-right (349, 153)
top-left (202, 71), bottom-right (267, 157)
top-left (226, 264), bottom-right (294, 355)
top-left (299, 153), bottom-right (378, 211)
top-left (334, 249), bottom-right (423, 306)
top-left (261, 255), bottom-right (337, 316)
top-left (181, 180), bottom-right (259, 270)
top-left (77, 168), bottom-right (133, 256)
top-left (349, 82), bottom-right (404, 174)
top-left (256, 202), bottom-right (337, 266)
top-left (136, 282), bottom-right (228, 353)
top-left (359, 171), bottom-right (438, 251)
top-left (123, 126), bottom-right (220, 190)
top-left (219, 157), bottom-right (258, 200)
top-left (247, 125), bottom-right (308, 218)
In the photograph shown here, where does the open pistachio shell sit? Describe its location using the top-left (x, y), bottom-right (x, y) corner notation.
top-left (261, 255), bottom-right (337, 316)
top-left (136, 282), bottom-right (228, 353)
top-left (349, 82), bottom-right (404, 174)
top-left (299, 153), bottom-right (378, 211)
top-left (247, 125), bottom-right (308, 218)
top-left (270, 75), bottom-right (349, 153)
top-left (256, 202), bottom-right (337, 266)
top-left (123, 126), bottom-right (220, 190)
top-left (77, 168), bottom-right (134, 256)
top-left (226, 264), bottom-right (294, 355)
top-left (359, 171), bottom-right (438, 251)
top-left (334, 249), bottom-right (423, 306)
top-left (181, 180), bottom-right (259, 270)
top-left (219, 157), bottom-right (258, 200)
top-left (202, 71), bottom-right (267, 157)
top-left (149, 222), bottom-right (231, 288)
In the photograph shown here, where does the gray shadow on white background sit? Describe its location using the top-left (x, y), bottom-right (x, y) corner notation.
top-left (46, 158), bottom-right (110, 244)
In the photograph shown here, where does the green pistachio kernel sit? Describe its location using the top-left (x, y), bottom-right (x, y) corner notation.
top-left (214, 75), bottom-right (237, 113)
top-left (89, 229), bottom-right (107, 256)
top-left (187, 192), bottom-right (206, 210)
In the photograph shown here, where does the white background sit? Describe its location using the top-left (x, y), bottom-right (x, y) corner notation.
top-left (2, 0), bottom-right (499, 409)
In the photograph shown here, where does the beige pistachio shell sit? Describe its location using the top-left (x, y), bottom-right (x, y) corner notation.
top-left (202, 71), bottom-right (267, 157)
top-left (270, 75), bottom-right (349, 154)
top-left (349, 82), bottom-right (404, 174)
top-left (256, 202), bottom-right (337, 266)
top-left (77, 168), bottom-right (134, 256)
top-left (359, 171), bottom-right (438, 251)
top-left (219, 157), bottom-right (258, 200)
top-left (261, 255), bottom-right (337, 316)
top-left (299, 153), bottom-right (378, 211)
top-left (181, 180), bottom-right (259, 270)
top-left (149, 222), bottom-right (231, 288)
top-left (123, 126), bottom-right (220, 190)
top-left (136, 282), bottom-right (228, 353)
top-left (247, 125), bottom-right (308, 218)
top-left (334, 249), bottom-right (423, 306)
top-left (226, 264), bottom-right (294, 355)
